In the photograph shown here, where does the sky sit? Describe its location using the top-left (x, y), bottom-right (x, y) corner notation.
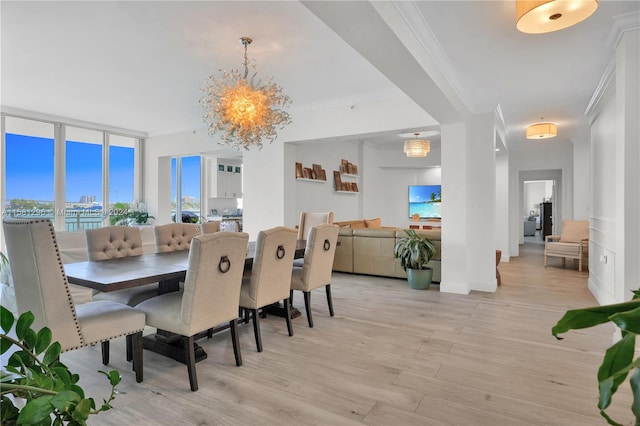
top-left (5, 133), bottom-right (135, 203)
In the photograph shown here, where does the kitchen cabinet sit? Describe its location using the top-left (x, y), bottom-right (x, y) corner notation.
top-left (213, 162), bottom-right (242, 198)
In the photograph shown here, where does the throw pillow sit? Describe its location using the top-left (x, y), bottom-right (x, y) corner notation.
top-left (364, 218), bottom-right (382, 228)
top-left (560, 220), bottom-right (589, 243)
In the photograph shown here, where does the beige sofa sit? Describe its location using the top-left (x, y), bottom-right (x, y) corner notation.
top-left (332, 227), bottom-right (441, 283)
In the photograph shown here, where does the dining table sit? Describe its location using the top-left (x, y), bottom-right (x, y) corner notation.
top-left (64, 240), bottom-right (306, 365)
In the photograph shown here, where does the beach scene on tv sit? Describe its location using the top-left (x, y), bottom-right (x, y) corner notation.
top-left (409, 185), bottom-right (441, 219)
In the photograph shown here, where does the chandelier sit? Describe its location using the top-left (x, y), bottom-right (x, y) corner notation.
top-left (404, 133), bottom-right (431, 158)
top-left (516, 0), bottom-right (598, 34)
top-left (200, 37), bottom-right (292, 150)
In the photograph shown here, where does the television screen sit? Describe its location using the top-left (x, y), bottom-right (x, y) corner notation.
top-left (408, 185), bottom-right (441, 219)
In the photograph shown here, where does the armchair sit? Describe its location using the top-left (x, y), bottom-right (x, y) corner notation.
top-left (544, 220), bottom-right (589, 272)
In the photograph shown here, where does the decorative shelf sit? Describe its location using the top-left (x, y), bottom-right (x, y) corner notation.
top-left (296, 178), bottom-right (326, 183)
top-left (295, 162), bottom-right (327, 181)
top-left (334, 159), bottom-right (359, 192)
top-left (336, 191), bottom-right (358, 194)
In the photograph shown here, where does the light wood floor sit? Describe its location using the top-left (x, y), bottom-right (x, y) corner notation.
top-left (65, 242), bottom-right (634, 425)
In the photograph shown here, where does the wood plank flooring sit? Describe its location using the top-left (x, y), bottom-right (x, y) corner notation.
top-left (64, 242), bottom-right (635, 425)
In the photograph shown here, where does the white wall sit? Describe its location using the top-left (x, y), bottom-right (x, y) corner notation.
top-left (524, 182), bottom-right (546, 216)
top-left (587, 28), bottom-right (639, 305)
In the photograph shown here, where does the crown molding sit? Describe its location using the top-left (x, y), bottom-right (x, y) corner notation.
top-left (389, 0), bottom-right (468, 113)
top-left (584, 57), bottom-right (616, 122)
top-left (605, 11), bottom-right (640, 51)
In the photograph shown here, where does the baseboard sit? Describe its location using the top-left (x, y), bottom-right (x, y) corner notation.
top-left (588, 277), bottom-right (616, 305)
top-left (439, 281), bottom-right (470, 294)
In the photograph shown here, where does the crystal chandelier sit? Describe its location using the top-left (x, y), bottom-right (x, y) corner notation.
top-left (404, 133), bottom-right (431, 158)
top-left (200, 37), bottom-right (292, 150)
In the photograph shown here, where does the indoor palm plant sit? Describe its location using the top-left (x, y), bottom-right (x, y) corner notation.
top-left (394, 229), bottom-right (437, 290)
top-left (552, 290), bottom-right (640, 425)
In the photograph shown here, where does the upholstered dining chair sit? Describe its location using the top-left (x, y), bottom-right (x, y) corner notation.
top-left (136, 231), bottom-right (249, 391)
top-left (239, 226), bottom-right (298, 352)
top-left (290, 223), bottom-right (339, 328)
top-left (544, 220), bottom-right (589, 272)
top-left (297, 211), bottom-right (335, 241)
top-left (201, 221), bottom-right (220, 234)
top-left (86, 226), bottom-right (158, 307)
top-left (154, 223), bottom-right (201, 253)
top-left (2, 218), bottom-right (145, 382)
top-left (293, 211), bottom-right (334, 268)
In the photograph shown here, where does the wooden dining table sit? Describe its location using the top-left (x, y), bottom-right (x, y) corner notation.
top-left (64, 240), bottom-right (306, 364)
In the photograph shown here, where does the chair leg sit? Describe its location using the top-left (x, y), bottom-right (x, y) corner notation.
top-left (131, 331), bottom-right (143, 383)
top-left (290, 289), bottom-right (294, 307)
top-left (252, 309), bottom-right (263, 352)
top-left (126, 334), bottom-right (133, 362)
top-left (303, 291), bottom-right (313, 328)
top-left (325, 285), bottom-right (334, 317)
top-left (562, 257), bottom-right (566, 267)
top-left (229, 319), bottom-right (242, 366)
top-left (101, 341), bottom-right (109, 365)
top-left (184, 335), bottom-right (198, 391)
top-left (283, 298), bottom-right (294, 337)
top-left (544, 253), bottom-right (547, 267)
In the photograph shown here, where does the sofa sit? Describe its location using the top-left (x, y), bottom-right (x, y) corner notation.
top-left (332, 221), bottom-right (441, 283)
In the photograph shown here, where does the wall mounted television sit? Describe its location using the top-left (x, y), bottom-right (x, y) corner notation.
top-left (408, 185), bottom-right (442, 219)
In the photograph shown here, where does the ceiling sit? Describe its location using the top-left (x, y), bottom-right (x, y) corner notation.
top-left (2, 1), bottom-right (638, 156)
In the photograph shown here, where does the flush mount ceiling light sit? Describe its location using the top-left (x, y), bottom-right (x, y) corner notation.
top-left (200, 37), bottom-right (292, 150)
top-left (526, 120), bottom-right (558, 139)
top-left (404, 132), bottom-right (431, 157)
top-left (516, 0), bottom-right (598, 34)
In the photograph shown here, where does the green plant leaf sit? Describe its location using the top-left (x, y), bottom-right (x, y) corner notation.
top-left (98, 369), bottom-right (122, 387)
top-left (71, 398), bottom-right (92, 424)
top-left (0, 336), bottom-right (12, 355)
top-left (630, 368), bottom-right (640, 424)
top-left (17, 395), bottom-right (54, 424)
top-left (598, 334), bottom-right (636, 410)
top-left (50, 390), bottom-right (81, 411)
top-left (1, 395), bottom-right (19, 423)
top-left (15, 311), bottom-right (35, 341)
top-left (34, 327), bottom-right (52, 355)
top-left (71, 384), bottom-right (85, 399)
top-left (43, 342), bottom-right (61, 365)
top-left (1, 305), bottom-right (14, 333)
top-left (52, 366), bottom-right (72, 389)
top-left (610, 307), bottom-right (640, 335)
top-left (552, 300), bottom-right (640, 338)
top-left (23, 328), bottom-right (37, 351)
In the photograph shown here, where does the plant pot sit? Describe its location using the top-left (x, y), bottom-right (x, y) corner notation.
top-left (406, 267), bottom-right (433, 290)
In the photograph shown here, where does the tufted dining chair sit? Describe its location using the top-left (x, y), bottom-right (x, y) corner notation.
top-left (290, 223), bottom-right (339, 328)
top-left (86, 226), bottom-right (158, 307)
top-left (154, 223), bottom-right (201, 253)
top-left (137, 232), bottom-right (249, 391)
top-left (2, 218), bottom-right (145, 382)
top-left (239, 226), bottom-right (298, 352)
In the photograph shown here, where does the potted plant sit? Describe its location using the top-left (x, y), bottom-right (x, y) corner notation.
top-left (394, 229), bottom-right (437, 290)
top-left (1, 306), bottom-right (121, 425)
top-left (552, 290), bottom-right (640, 425)
top-left (110, 210), bottom-right (155, 226)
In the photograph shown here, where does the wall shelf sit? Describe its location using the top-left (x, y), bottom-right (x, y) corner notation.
top-left (296, 178), bottom-right (326, 183)
top-left (336, 190), bottom-right (358, 194)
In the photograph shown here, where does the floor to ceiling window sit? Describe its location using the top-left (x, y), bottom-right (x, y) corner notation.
top-left (65, 126), bottom-right (103, 231)
top-left (3, 116), bottom-right (55, 221)
top-left (1, 113), bottom-right (141, 235)
top-left (170, 155), bottom-right (201, 223)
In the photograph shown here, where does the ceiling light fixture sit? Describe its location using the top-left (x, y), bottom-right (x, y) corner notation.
top-left (526, 119), bottom-right (558, 139)
top-left (200, 37), bottom-right (292, 150)
top-left (404, 133), bottom-right (431, 157)
top-left (516, 0), bottom-right (598, 34)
